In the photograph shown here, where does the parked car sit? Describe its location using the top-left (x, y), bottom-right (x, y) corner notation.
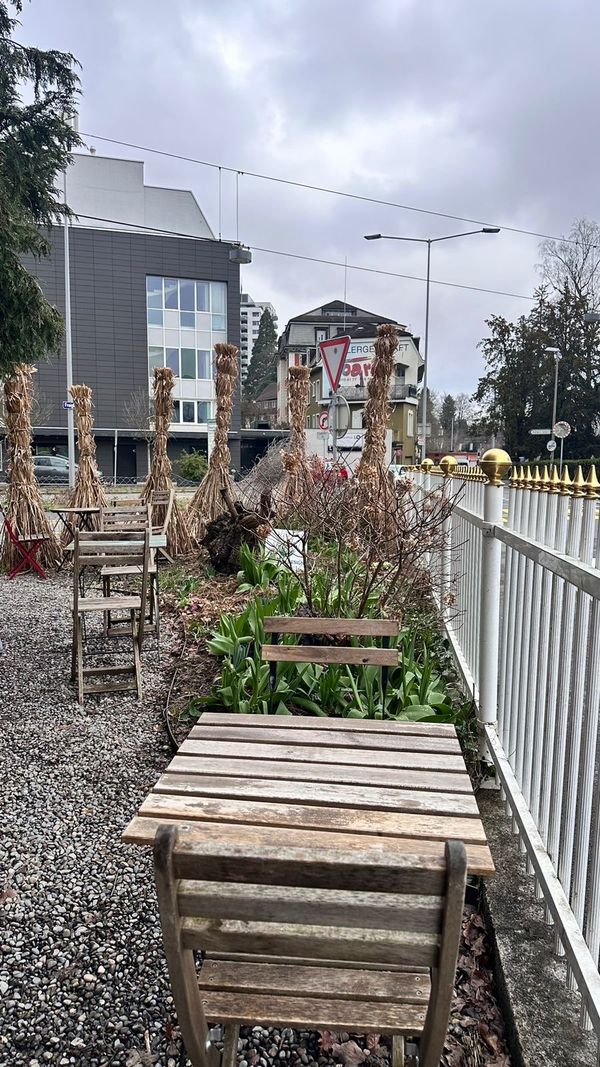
top-left (32, 455), bottom-right (79, 484)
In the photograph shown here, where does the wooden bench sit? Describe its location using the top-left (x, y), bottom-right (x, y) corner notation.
top-left (262, 616), bottom-right (399, 711)
top-left (154, 822), bottom-right (467, 1067)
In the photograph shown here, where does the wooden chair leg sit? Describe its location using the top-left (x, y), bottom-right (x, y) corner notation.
top-left (132, 610), bottom-right (142, 700)
top-left (71, 614), bottom-right (78, 682)
top-left (103, 575), bottom-right (111, 637)
top-left (76, 615), bottom-right (85, 704)
top-left (222, 1026), bottom-right (240, 1067)
top-left (391, 1036), bottom-right (405, 1067)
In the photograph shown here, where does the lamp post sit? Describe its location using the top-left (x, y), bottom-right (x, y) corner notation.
top-left (544, 346), bottom-right (561, 466)
top-left (364, 227), bottom-right (500, 459)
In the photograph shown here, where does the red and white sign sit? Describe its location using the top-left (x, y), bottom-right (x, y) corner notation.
top-left (319, 335), bottom-right (351, 394)
top-left (318, 410), bottom-right (329, 430)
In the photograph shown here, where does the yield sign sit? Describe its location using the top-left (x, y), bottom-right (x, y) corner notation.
top-left (319, 335), bottom-right (351, 393)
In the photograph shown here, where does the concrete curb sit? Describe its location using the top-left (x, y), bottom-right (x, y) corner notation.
top-left (478, 789), bottom-right (597, 1067)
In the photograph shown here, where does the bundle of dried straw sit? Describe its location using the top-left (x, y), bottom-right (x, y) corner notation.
top-left (62, 384), bottom-right (108, 540)
top-left (281, 364), bottom-right (313, 506)
top-left (141, 367), bottom-right (193, 557)
top-left (356, 322), bottom-right (399, 487)
top-left (187, 343), bottom-right (239, 540)
top-left (0, 366), bottom-right (61, 571)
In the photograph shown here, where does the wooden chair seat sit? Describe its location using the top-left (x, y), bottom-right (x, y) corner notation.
top-left (76, 595), bottom-right (142, 612)
top-left (198, 959), bottom-right (429, 1033)
top-left (100, 562), bottom-right (157, 577)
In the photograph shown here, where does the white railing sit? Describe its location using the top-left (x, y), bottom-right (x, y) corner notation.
top-left (411, 457), bottom-right (600, 1044)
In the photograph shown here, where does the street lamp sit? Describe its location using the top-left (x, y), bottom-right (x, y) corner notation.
top-left (544, 346), bottom-right (561, 466)
top-left (364, 227), bottom-right (500, 459)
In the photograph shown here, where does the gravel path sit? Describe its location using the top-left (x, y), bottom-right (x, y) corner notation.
top-left (0, 572), bottom-right (178, 1067)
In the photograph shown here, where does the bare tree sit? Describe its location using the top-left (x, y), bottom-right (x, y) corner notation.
top-left (122, 388), bottom-right (155, 443)
top-left (540, 218), bottom-right (600, 305)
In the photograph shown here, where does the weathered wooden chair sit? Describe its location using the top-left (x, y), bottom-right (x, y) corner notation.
top-left (100, 502), bottom-right (151, 533)
top-left (71, 529), bottom-right (150, 703)
top-left (262, 617), bottom-right (400, 711)
top-left (149, 487), bottom-right (175, 564)
top-left (154, 823), bottom-right (467, 1067)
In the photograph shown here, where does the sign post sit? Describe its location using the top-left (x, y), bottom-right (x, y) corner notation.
top-left (318, 335), bottom-right (351, 468)
top-left (552, 420), bottom-right (571, 474)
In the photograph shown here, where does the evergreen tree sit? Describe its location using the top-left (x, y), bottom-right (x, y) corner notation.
top-left (439, 394), bottom-right (456, 440)
top-left (0, 1), bottom-right (81, 377)
top-left (243, 308), bottom-right (278, 399)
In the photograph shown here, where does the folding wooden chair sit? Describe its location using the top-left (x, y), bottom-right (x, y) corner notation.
top-left (0, 503), bottom-right (49, 580)
top-left (154, 824), bottom-right (467, 1067)
top-left (149, 487), bottom-right (175, 564)
top-left (100, 502), bottom-right (151, 533)
top-left (71, 529), bottom-right (150, 703)
top-left (262, 616), bottom-right (399, 712)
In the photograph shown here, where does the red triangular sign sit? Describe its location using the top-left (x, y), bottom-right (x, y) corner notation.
top-left (319, 335), bottom-right (351, 393)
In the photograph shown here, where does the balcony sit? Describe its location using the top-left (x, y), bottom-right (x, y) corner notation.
top-left (337, 382), bottom-right (417, 403)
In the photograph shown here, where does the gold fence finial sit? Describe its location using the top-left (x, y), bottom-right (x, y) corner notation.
top-left (539, 465), bottom-right (550, 492)
top-left (524, 465), bottom-right (533, 488)
top-left (532, 465), bottom-right (542, 490)
top-left (559, 465), bottom-right (572, 495)
top-left (585, 464), bottom-right (599, 499)
top-left (549, 466), bottom-right (561, 493)
top-left (439, 455), bottom-right (458, 477)
top-left (479, 447), bottom-right (512, 486)
top-left (572, 465), bottom-right (586, 497)
top-left (421, 457), bottom-right (434, 472)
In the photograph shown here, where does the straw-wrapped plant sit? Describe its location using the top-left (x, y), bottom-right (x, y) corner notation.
top-left (62, 384), bottom-right (108, 540)
top-left (187, 343), bottom-right (239, 540)
top-left (355, 322), bottom-right (399, 490)
top-left (281, 364), bottom-right (314, 508)
top-left (141, 367), bottom-right (193, 557)
top-left (1, 365), bottom-right (61, 571)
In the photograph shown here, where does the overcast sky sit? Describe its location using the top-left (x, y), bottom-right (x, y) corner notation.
top-left (18, 0), bottom-right (600, 398)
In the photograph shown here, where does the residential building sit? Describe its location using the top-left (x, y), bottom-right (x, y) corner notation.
top-left (277, 300), bottom-right (423, 464)
top-left (18, 152), bottom-right (242, 479)
top-left (252, 382), bottom-right (278, 428)
top-left (239, 293), bottom-right (277, 383)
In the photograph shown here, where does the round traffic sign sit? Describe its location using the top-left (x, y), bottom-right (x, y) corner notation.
top-left (546, 440), bottom-right (557, 452)
top-left (553, 420), bottom-right (571, 439)
top-left (318, 410), bottom-right (328, 430)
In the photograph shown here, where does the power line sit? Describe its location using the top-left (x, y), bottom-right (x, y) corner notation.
top-left (74, 213), bottom-right (534, 301)
top-left (80, 130), bottom-right (575, 246)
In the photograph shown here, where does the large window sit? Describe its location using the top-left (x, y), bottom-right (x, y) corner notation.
top-left (146, 276), bottom-right (227, 427)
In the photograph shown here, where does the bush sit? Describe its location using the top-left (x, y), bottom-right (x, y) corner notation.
top-left (177, 449), bottom-right (208, 483)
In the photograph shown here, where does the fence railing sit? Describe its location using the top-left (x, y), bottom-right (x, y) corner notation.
top-left (410, 454), bottom-right (600, 1045)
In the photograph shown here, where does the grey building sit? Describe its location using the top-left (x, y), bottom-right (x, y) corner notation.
top-left (20, 153), bottom-right (242, 480)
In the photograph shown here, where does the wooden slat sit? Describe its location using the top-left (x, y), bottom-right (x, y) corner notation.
top-left (178, 739), bottom-right (465, 773)
top-left (264, 617), bottom-right (399, 636)
top-left (151, 772), bottom-right (482, 818)
top-left (166, 755), bottom-right (473, 793)
top-left (179, 881), bottom-right (443, 931)
top-left (204, 951), bottom-right (429, 974)
top-left (137, 792), bottom-right (488, 843)
top-left (77, 596), bottom-right (140, 611)
top-left (124, 817), bottom-right (494, 874)
top-left (262, 645), bottom-right (398, 667)
top-left (189, 724), bottom-right (461, 754)
top-left (197, 712), bottom-right (456, 737)
top-left (182, 917), bottom-right (439, 967)
top-left (202, 990), bottom-right (427, 1034)
top-left (198, 959), bottom-right (430, 1003)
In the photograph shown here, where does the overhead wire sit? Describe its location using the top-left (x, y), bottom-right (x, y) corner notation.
top-left (74, 213), bottom-right (534, 302)
top-left (80, 130), bottom-right (577, 246)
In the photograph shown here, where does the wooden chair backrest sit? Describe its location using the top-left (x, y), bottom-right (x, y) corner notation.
top-left (154, 824), bottom-right (467, 1067)
top-left (149, 488), bottom-right (174, 534)
top-left (73, 529), bottom-right (151, 641)
top-left (100, 503), bottom-right (151, 532)
top-left (262, 616), bottom-right (399, 669)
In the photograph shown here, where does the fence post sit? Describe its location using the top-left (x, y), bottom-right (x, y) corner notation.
top-left (478, 448), bottom-right (512, 757)
top-left (439, 455), bottom-right (458, 620)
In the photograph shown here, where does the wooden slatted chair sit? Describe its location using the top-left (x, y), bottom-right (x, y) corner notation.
top-left (71, 529), bottom-right (150, 703)
top-left (149, 487), bottom-right (175, 564)
top-left (100, 502), bottom-right (151, 533)
top-left (154, 823), bottom-right (467, 1067)
top-left (262, 617), bottom-right (399, 711)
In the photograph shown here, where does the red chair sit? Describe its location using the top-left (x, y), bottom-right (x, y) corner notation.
top-left (0, 505), bottom-right (48, 580)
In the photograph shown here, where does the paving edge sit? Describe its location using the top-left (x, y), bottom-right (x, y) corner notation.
top-left (477, 789), bottom-right (597, 1067)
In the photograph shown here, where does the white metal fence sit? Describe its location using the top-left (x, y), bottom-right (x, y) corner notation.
top-left (412, 458), bottom-right (600, 1043)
